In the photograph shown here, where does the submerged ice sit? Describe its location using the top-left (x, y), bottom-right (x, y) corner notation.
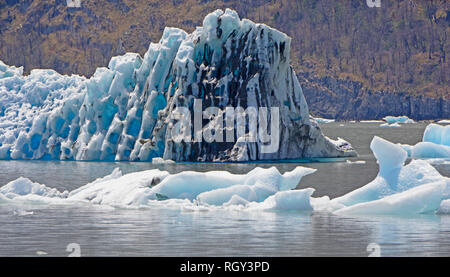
top-left (0, 9), bottom-right (355, 162)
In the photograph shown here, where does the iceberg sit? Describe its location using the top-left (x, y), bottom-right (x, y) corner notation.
top-left (423, 124), bottom-right (450, 146)
top-left (0, 166), bottom-right (315, 209)
top-left (0, 9), bottom-right (355, 162)
top-left (402, 142), bottom-right (450, 159)
top-left (335, 181), bottom-right (446, 216)
top-left (400, 124), bottom-right (450, 159)
top-left (192, 167), bottom-right (315, 205)
top-left (150, 166), bottom-right (315, 205)
top-left (330, 136), bottom-right (450, 215)
top-left (383, 116), bottom-right (415, 124)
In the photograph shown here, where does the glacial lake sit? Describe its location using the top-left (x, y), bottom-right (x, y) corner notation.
top-left (0, 122), bottom-right (449, 256)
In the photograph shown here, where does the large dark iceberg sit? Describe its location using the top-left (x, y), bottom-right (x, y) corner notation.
top-left (0, 9), bottom-right (355, 161)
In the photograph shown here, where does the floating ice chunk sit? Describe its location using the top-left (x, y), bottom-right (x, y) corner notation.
top-left (331, 135), bottom-right (450, 216)
top-left (332, 137), bottom-right (446, 207)
top-left (0, 177), bottom-right (68, 199)
top-left (327, 137), bottom-right (355, 153)
top-left (407, 142), bottom-right (450, 159)
top-left (371, 136), bottom-right (407, 179)
top-left (346, 160), bottom-right (366, 164)
top-left (400, 124), bottom-right (450, 159)
top-left (380, 123), bottom-right (401, 127)
top-left (152, 157), bottom-right (175, 164)
top-left (67, 166), bottom-right (315, 207)
top-left (423, 124), bottom-right (450, 146)
top-left (197, 184), bottom-right (262, 205)
top-left (0, 134), bottom-right (447, 215)
top-left (311, 196), bottom-right (344, 212)
top-left (383, 116), bottom-right (415, 124)
top-left (150, 171), bottom-right (246, 201)
top-left (0, 166), bottom-right (315, 208)
top-left (312, 117), bottom-right (335, 124)
top-left (152, 166), bottom-right (316, 204)
top-left (437, 119), bottom-right (450, 124)
top-left (360, 120), bottom-right (384, 123)
top-left (335, 181), bottom-right (446, 216)
top-left (13, 209), bottom-right (34, 216)
top-left (248, 189), bottom-right (314, 211)
top-left (68, 169), bottom-right (169, 206)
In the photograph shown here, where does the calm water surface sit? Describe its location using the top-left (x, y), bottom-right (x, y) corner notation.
top-left (0, 122), bottom-right (449, 256)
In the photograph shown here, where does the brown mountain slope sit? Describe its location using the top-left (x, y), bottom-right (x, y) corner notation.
top-left (0, 0), bottom-right (448, 119)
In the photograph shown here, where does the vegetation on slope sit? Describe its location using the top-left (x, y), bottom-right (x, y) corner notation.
top-left (0, 0), bottom-right (448, 98)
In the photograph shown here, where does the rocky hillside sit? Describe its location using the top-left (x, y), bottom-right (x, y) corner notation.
top-left (299, 72), bottom-right (449, 120)
top-left (0, 0), bottom-right (448, 119)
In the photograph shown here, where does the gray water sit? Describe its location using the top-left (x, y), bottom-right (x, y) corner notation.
top-left (0, 122), bottom-right (449, 256)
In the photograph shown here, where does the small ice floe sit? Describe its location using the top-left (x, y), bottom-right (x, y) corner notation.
top-left (36, 251), bottom-right (48, 256)
top-left (380, 123), bottom-right (401, 127)
top-left (400, 123), bottom-right (450, 159)
top-left (327, 137), bottom-right (354, 153)
top-left (360, 120), bottom-right (384, 123)
top-left (437, 119), bottom-right (450, 124)
top-left (0, 177), bottom-right (68, 198)
top-left (0, 165), bottom-right (316, 211)
top-left (152, 157), bottom-right (175, 164)
top-left (330, 136), bottom-right (450, 216)
top-left (383, 116), bottom-right (415, 124)
top-left (335, 181), bottom-right (445, 216)
top-left (13, 209), bottom-right (34, 216)
top-left (346, 160), bottom-right (366, 164)
top-left (312, 117), bottom-right (335, 124)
